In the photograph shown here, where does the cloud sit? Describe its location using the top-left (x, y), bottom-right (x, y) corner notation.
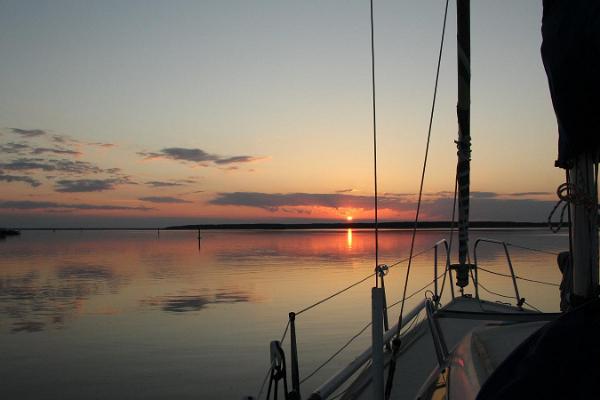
top-left (10, 128), bottom-right (47, 138)
top-left (54, 178), bottom-right (129, 192)
top-left (51, 134), bottom-right (115, 149)
top-left (0, 200), bottom-right (152, 211)
top-left (88, 142), bottom-right (115, 148)
top-left (145, 179), bottom-right (196, 188)
top-left (471, 191), bottom-right (498, 199)
top-left (214, 155), bottom-right (265, 165)
top-left (139, 147), bottom-right (266, 167)
top-left (0, 142), bottom-right (81, 156)
top-left (0, 158), bottom-right (105, 174)
top-left (0, 142), bottom-right (30, 154)
top-left (209, 191), bottom-right (557, 221)
top-left (178, 189), bottom-right (205, 195)
top-left (31, 147), bottom-right (81, 156)
top-left (139, 196), bottom-right (192, 204)
top-left (0, 174), bottom-right (41, 187)
top-left (0, 158), bottom-right (121, 175)
top-left (210, 192), bottom-right (406, 211)
top-left (509, 192), bottom-right (552, 197)
top-left (145, 181), bottom-right (184, 187)
top-left (336, 188), bottom-right (356, 193)
top-left (51, 135), bottom-right (70, 144)
top-left (140, 147), bottom-right (218, 162)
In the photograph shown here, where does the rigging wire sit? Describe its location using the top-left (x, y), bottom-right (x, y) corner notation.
top-left (395, 0), bottom-right (450, 334)
top-left (385, 0), bottom-right (450, 397)
top-left (477, 281), bottom-right (516, 300)
top-left (438, 170), bottom-right (459, 300)
top-left (300, 282), bottom-right (430, 387)
top-left (477, 265), bottom-right (560, 287)
top-left (294, 245), bottom-right (434, 316)
top-left (300, 321), bottom-right (372, 385)
top-left (370, 0), bottom-right (380, 285)
top-left (505, 243), bottom-right (559, 256)
top-left (387, 271), bottom-right (446, 309)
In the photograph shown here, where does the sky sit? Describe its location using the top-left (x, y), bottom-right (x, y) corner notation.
top-left (0, 1), bottom-right (563, 228)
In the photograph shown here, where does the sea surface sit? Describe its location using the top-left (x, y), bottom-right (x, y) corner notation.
top-left (0, 229), bottom-right (567, 399)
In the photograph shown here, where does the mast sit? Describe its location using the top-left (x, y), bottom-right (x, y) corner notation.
top-left (541, 0), bottom-right (600, 305)
top-left (456, 0), bottom-right (471, 267)
top-left (569, 156), bottom-right (599, 302)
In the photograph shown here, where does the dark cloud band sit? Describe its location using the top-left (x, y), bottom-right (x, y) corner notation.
top-left (0, 200), bottom-right (151, 211)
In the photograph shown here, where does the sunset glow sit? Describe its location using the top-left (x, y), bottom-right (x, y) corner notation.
top-left (0, 2), bottom-right (562, 228)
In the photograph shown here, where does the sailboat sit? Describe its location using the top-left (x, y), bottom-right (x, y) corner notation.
top-left (252, 1), bottom-right (600, 399)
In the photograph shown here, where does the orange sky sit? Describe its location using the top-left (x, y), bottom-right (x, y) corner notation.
top-left (0, 1), bottom-right (563, 227)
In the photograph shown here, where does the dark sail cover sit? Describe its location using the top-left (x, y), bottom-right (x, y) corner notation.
top-left (476, 299), bottom-right (600, 399)
top-left (541, 0), bottom-right (600, 169)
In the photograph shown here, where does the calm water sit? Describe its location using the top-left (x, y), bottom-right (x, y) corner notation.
top-left (0, 229), bottom-right (567, 399)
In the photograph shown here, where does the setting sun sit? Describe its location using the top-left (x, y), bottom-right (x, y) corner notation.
top-left (346, 216), bottom-right (353, 221)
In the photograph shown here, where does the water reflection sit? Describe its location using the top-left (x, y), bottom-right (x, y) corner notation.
top-left (0, 263), bottom-right (127, 333)
top-left (0, 229), bottom-right (566, 399)
top-left (141, 289), bottom-right (254, 313)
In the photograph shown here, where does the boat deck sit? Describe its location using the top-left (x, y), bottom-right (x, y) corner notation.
top-left (344, 296), bottom-right (548, 400)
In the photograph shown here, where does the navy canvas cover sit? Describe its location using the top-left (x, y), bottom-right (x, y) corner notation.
top-left (476, 299), bottom-right (600, 399)
top-left (541, 0), bottom-right (600, 168)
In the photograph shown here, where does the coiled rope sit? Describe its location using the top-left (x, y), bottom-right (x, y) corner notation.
top-left (548, 178), bottom-right (599, 233)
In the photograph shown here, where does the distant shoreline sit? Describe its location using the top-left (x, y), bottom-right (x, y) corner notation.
top-left (166, 221), bottom-right (556, 230)
top-left (9, 221), bottom-right (563, 231)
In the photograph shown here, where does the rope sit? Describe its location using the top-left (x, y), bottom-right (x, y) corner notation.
top-left (477, 265), bottom-right (559, 287)
top-left (386, 1), bottom-right (450, 397)
top-left (548, 179), bottom-right (599, 233)
top-left (548, 183), bottom-right (571, 233)
top-left (370, 0), bottom-right (380, 286)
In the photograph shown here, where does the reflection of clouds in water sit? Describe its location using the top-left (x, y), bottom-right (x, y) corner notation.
top-left (11, 321), bottom-right (45, 333)
top-left (0, 264), bottom-right (127, 334)
top-left (141, 289), bottom-right (253, 313)
top-left (57, 265), bottom-right (115, 280)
